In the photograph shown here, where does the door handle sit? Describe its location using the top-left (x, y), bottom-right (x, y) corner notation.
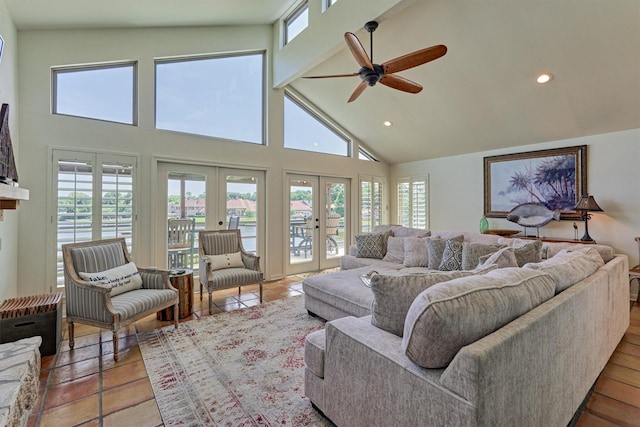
top-left (218, 221), bottom-right (223, 226)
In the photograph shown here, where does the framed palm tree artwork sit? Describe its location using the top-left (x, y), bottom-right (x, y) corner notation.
top-left (483, 145), bottom-right (587, 220)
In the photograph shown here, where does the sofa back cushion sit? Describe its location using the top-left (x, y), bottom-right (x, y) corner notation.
top-left (461, 242), bottom-right (505, 270)
top-left (382, 236), bottom-right (405, 263)
top-left (402, 237), bottom-right (430, 267)
top-left (523, 246), bottom-right (604, 293)
top-left (370, 271), bottom-right (475, 336)
top-left (402, 267), bottom-right (555, 368)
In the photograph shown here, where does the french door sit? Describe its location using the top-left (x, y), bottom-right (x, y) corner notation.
top-left (156, 162), bottom-right (264, 276)
top-left (286, 174), bottom-right (349, 275)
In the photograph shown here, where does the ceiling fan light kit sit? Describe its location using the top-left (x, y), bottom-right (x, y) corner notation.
top-left (304, 21), bottom-right (447, 103)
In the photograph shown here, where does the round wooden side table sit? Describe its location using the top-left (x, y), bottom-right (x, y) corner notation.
top-left (157, 269), bottom-right (194, 321)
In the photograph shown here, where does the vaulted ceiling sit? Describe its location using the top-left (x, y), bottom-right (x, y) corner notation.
top-left (6, 0), bottom-right (640, 164)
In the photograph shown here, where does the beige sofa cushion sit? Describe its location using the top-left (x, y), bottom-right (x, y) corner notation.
top-left (461, 242), bottom-right (505, 270)
top-left (402, 267), bottom-right (555, 368)
top-left (403, 237), bottom-right (430, 267)
top-left (370, 270), bottom-right (475, 337)
top-left (383, 236), bottom-right (405, 263)
top-left (478, 246), bottom-right (519, 268)
top-left (523, 246), bottom-right (605, 293)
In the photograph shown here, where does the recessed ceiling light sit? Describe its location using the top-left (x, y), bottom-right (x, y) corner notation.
top-left (383, 121), bottom-right (393, 127)
top-left (536, 73), bottom-right (553, 84)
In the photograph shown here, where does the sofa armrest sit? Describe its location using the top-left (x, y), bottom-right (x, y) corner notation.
top-left (322, 316), bottom-right (473, 427)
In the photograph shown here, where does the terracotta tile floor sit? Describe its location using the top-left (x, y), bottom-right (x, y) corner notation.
top-left (27, 277), bottom-right (640, 426)
top-left (28, 276), bottom-right (304, 427)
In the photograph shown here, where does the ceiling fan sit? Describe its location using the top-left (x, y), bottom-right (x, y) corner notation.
top-left (304, 21), bottom-right (447, 103)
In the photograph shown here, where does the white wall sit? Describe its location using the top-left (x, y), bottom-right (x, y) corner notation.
top-left (0, 0), bottom-right (20, 300)
top-left (391, 129), bottom-right (640, 293)
top-left (16, 26), bottom-right (389, 296)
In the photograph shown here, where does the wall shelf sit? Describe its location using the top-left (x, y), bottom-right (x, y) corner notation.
top-left (0, 182), bottom-right (29, 210)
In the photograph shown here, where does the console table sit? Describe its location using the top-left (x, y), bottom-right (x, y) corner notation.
top-left (511, 236), bottom-right (597, 245)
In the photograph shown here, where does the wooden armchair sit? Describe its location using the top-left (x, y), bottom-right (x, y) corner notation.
top-left (62, 238), bottom-right (179, 361)
top-left (198, 229), bottom-right (263, 314)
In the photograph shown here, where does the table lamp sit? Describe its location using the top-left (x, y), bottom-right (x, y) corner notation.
top-left (573, 194), bottom-right (603, 242)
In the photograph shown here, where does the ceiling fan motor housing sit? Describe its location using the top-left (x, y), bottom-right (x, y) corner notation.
top-left (359, 64), bottom-right (384, 86)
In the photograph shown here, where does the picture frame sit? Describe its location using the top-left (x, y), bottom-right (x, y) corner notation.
top-left (483, 145), bottom-right (587, 220)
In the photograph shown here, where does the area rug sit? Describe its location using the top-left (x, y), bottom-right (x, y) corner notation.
top-left (137, 295), bottom-right (333, 426)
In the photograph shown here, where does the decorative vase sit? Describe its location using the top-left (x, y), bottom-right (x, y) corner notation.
top-left (479, 215), bottom-right (489, 233)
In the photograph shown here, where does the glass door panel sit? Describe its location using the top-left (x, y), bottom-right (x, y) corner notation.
top-left (221, 169), bottom-right (264, 255)
top-left (287, 174), bottom-right (349, 275)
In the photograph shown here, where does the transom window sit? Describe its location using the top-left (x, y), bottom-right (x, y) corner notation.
top-left (284, 92), bottom-right (350, 157)
top-left (285, 3), bottom-right (309, 44)
top-left (155, 52), bottom-right (264, 144)
top-left (52, 62), bottom-right (137, 125)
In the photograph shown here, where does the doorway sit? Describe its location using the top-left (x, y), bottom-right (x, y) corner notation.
top-left (286, 174), bottom-right (349, 275)
top-left (156, 162), bottom-right (265, 277)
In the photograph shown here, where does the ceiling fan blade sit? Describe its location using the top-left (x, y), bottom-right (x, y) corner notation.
top-left (345, 32), bottom-right (374, 69)
top-left (379, 74), bottom-right (423, 94)
top-left (382, 45), bottom-right (447, 74)
top-left (348, 81), bottom-right (368, 103)
top-left (302, 73), bottom-right (360, 79)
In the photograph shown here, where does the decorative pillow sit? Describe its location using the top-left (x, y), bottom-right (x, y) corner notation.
top-left (477, 246), bottom-right (519, 268)
top-left (355, 231), bottom-right (391, 259)
top-left (207, 252), bottom-right (244, 271)
top-left (512, 240), bottom-right (543, 266)
top-left (383, 237), bottom-right (405, 263)
top-left (79, 262), bottom-right (142, 296)
top-left (370, 271), bottom-right (474, 336)
top-left (523, 247), bottom-right (604, 293)
top-left (461, 243), bottom-right (505, 270)
top-left (402, 267), bottom-right (556, 368)
top-left (427, 235), bottom-right (464, 269)
top-left (438, 240), bottom-right (464, 271)
top-left (402, 237), bottom-right (429, 267)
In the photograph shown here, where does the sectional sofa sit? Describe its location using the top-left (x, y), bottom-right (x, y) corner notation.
top-left (303, 226), bottom-right (630, 427)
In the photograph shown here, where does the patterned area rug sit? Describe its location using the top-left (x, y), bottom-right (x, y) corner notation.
top-left (137, 295), bottom-right (333, 426)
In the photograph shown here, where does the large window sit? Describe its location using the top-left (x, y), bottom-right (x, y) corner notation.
top-left (360, 176), bottom-right (384, 233)
top-left (52, 62), bottom-right (137, 125)
top-left (284, 93), bottom-right (350, 156)
top-left (397, 176), bottom-right (429, 229)
top-left (285, 3), bottom-right (309, 44)
top-left (155, 52), bottom-right (264, 144)
top-left (53, 150), bottom-right (136, 287)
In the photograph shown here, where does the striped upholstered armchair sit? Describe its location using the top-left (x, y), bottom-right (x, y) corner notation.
top-left (62, 238), bottom-right (179, 361)
top-left (198, 229), bottom-right (263, 314)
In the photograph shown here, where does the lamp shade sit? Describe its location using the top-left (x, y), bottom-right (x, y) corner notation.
top-left (574, 194), bottom-right (603, 212)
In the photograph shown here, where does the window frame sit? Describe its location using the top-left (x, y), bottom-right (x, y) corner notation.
top-left (52, 61), bottom-right (138, 125)
top-left (359, 175), bottom-right (385, 233)
top-left (396, 175), bottom-right (430, 230)
top-left (154, 51), bottom-right (266, 145)
top-left (284, 1), bottom-right (309, 44)
top-left (283, 89), bottom-right (351, 157)
top-left (49, 148), bottom-right (139, 290)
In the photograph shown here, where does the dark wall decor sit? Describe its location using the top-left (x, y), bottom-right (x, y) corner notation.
top-left (484, 145), bottom-right (587, 220)
top-left (0, 103), bottom-right (19, 185)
